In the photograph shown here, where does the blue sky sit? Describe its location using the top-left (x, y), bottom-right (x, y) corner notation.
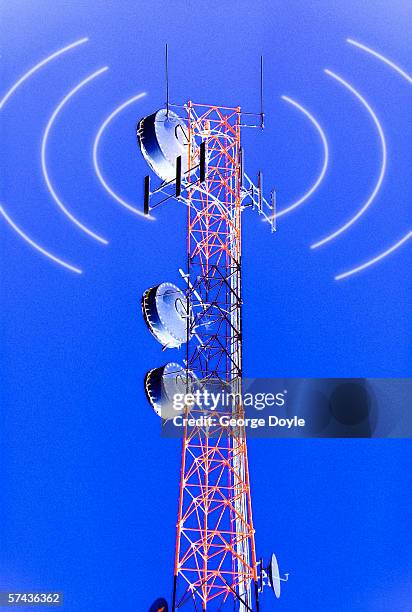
top-left (1, 1), bottom-right (411, 610)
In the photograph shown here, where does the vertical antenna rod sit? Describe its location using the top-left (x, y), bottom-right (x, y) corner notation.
top-left (175, 155), bottom-right (182, 197)
top-left (271, 189), bottom-right (277, 232)
top-left (144, 175), bottom-right (150, 216)
top-left (199, 141), bottom-right (206, 183)
top-left (260, 55), bottom-right (264, 129)
top-left (165, 43), bottom-right (170, 118)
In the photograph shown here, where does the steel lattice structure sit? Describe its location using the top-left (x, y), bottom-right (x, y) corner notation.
top-left (172, 103), bottom-right (259, 610)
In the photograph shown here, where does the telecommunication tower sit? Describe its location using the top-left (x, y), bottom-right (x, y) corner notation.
top-left (139, 48), bottom-right (287, 610)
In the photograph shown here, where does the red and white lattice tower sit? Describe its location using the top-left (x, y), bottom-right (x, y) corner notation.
top-left (138, 61), bottom-right (280, 605)
top-left (171, 102), bottom-right (259, 610)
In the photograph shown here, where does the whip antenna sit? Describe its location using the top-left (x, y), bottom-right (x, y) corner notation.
top-left (165, 43), bottom-right (170, 118)
top-left (260, 55), bottom-right (264, 128)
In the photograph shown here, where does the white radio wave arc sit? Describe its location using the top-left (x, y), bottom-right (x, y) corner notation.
top-left (335, 230), bottom-right (412, 280)
top-left (41, 67), bottom-right (109, 245)
top-left (93, 92), bottom-right (154, 219)
top-left (0, 205), bottom-right (82, 274)
top-left (342, 40), bottom-right (412, 278)
top-left (311, 70), bottom-right (387, 249)
top-left (0, 37), bottom-right (88, 110)
top-left (0, 38), bottom-right (88, 273)
top-left (347, 38), bottom-right (412, 84)
top-left (275, 95), bottom-right (329, 218)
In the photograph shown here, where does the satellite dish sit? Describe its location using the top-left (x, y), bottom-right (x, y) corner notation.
top-left (265, 553), bottom-right (289, 599)
top-left (142, 282), bottom-right (188, 349)
top-left (268, 553), bottom-right (282, 598)
top-left (145, 362), bottom-right (191, 420)
top-left (137, 109), bottom-right (189, 182)
top-left (149, 597), bottom-right (168, 612)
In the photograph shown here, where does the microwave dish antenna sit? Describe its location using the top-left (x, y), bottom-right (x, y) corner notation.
top-left (142, 282), bottom-right (188, 349)
top-left (137, 109), bottom-right (189, 182)
top-left (145, 362), bottom-right (193, 420)
top-left (258, 553), bottom-right (289, 599)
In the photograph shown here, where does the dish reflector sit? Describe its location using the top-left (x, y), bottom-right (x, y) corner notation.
top-left (142, 282), bottom-right (188, 349)
top-left (268, 553), bottom-right (281, 598)
top-left (138, 109), bottom-right (189, 182)
top-left (145, 362), bottom-right (191, 420)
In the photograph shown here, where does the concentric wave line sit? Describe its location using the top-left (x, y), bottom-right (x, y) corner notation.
top-left (0, 205), bottom-right (82, 274)
top-left (0, 38), bottom-right (89, 273)
top-left (311, 70), bottom-right (387, 249)
top-left (0, 37), bottom-right (88, 110)
top-left (93, 92), bottom-right (154, 220)
top-left (41, 67), bottom-right (109, 244)
top-left (341, 39), bottom-right (412, 278)
top-left (275, 96), bottom-right (329, 218)
top-left (335, 231), bottom-right (412, 280)
top-left (347, 38), bottom-right (412, 84)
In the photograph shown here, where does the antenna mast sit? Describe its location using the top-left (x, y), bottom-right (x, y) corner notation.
top-left (260, 55), bottom-right (264, 128)
top-left (171, 103), bottom-right (259, 610)
top-left (137, 53), bottom-right (285, 610)
top-left (165, 43), bottom-right (170, 118)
